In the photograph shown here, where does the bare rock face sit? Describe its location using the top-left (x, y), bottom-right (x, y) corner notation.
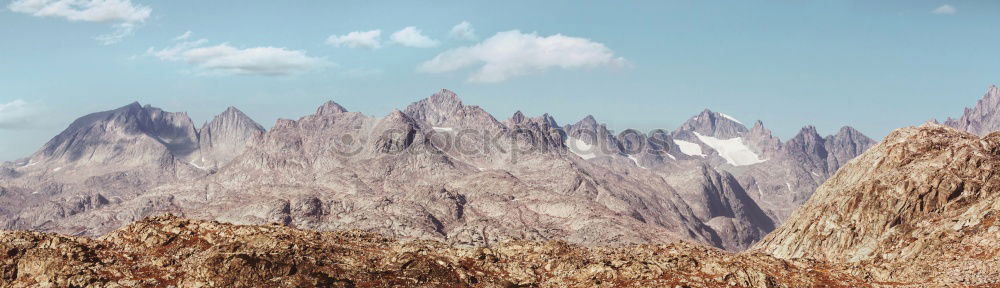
top-left (743, 120), bottom-right (782, 158)
top-left (755, 124), bottom-right (1000, 285)
top-left (823, 126), bottom-right (874, 174)
top-left (0, 103), bottom-right (264, 234)
top-left (0, 215), bottom-right (867, 287)
top-left (196, 107), bottom-right (265, 169)
top-left (33, 102), bottom-right (194, 170)
top-left (945, 85), bottom-right (1000, 136)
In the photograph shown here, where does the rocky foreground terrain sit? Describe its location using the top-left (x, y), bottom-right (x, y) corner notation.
top-left (3, 123), bottom-right (1000, 287)
top-left (1, 215), bottom-right (864, 288)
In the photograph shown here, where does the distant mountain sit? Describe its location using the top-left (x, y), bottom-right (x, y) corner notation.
top-left (754, 123), bottom-right (1000, 284)
top-left (668, 110), bottom-right (875, 224)
top-left (195, 107), bottom-right (265, 170)
top-left (0, 104), bottom-right (263, 232)
top-left (945, 85), bottom-right (1000, 136)
top-left (0, 89), bottom-right (872, 251)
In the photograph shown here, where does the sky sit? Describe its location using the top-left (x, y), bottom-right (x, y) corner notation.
top-left (1, 0), bottom-right (999, 161)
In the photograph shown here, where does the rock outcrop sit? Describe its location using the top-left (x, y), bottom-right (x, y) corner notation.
top-left (755, 124), bottom-right (1000, 285)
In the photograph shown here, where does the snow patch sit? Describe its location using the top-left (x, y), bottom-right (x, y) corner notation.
top-left (189, 161), bottom-right (209, 170)
top-left (720, 113), bottom-right (743, 124)
top-left (693, 132), bottom-right (766, 166)
top-left (627, 154), bottom-right (646, 169)
top-left (432, 127), bottom-right (454, 132)
top-left (52, 167), bottom-right (62, 172)
top-left (565, 137), bottom-right (597, 160)
top-left (786, 182), bottom-right (793, 192)
top-left (673, 139), bottom-right (705, 157)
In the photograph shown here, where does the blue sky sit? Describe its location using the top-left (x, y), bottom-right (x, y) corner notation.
top-left (1, 0), bottom-right (999, 161)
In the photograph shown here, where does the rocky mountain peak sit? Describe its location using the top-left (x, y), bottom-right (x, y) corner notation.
top-left (743, 120), bottom-right (781, 157)
top-left (676, 109), bottom-right (748, 139)
top-left (830, 126), bottom-right (865, 140)
top-left (821, 126), bottom-right (874, 173)
top-left (430, 88), bottom-right (462, 106)
top-left (944, 85), bottom-right (1000, 136)
top-left (33, 102), bottom-right (200, 165)
top-left (575, 115), bottom-right (598, 128)
top-left (315, 101), bottom-right (348, 115)
top-left (510, 110), bottom-right (526, 124)
top-left (785, 125), bottom-right (826, 155)
top-left (371, 110), bottom-right (420, 153)
top-left (746, 120), bottom-right (772, 139)
top-left (197, 106), bottom-right (265, 168)
top-left (402, 89), bottom-right (500, 130)
top-left (537, 113), bottom-right (559, 128)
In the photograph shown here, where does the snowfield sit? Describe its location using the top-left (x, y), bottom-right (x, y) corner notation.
top-left (693, 132), bottom-right (766, 166)
top-left (673, 139), bottom-right (705, 157)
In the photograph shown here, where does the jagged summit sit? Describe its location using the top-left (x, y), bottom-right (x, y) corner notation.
top-left (315, 101), bottom-right (348, 115)
top-left (403, 89), bottom-right (501, 130)
top-left (196, 106), bottom-right (265, 168)
top-left (676, 109), bottom-right (748, 139)
top-left (509, 110), bottom-right (526, 124)
top-left (568, 115), bottom-right (599, 130)
top-left (944, 85), bottom-right (1000, 136)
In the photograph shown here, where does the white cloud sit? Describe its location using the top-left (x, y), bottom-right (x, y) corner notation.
top-left (418, 30), bottom-right (628, 83)
top-left (173, 30), bottom-right (192, 41)
top-left (448, 21), bottom-right (476, 40)
top-left (326, 30), bottom-right (382, 49)
top-left (932, 4), bottom-right (956, 15)
top-left (390, 26), bottom-right (439, 48)
top-left (8, 0), bottom-right (151, 44)
top-left (94, 22), bottom-right (135, 44)
top-left (0, 100), bottom-right (39, 129)
top-left (147, 35), bottom-right (330, 76)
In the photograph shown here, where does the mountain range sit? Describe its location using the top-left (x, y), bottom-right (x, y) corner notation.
top-left (2, 85), bottom-right (1000, 286)
top-left (0, 86), bottom-right (996, 253)
top-left (4, 121), bottom-right (998, 287)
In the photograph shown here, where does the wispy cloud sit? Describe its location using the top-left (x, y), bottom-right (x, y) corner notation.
top-left (147, 32), bottom-right (331, 76)
top-left (932, 4), bottom-right (956, 15)
top-left (448, 21), bottom-right (476, 41)
top-left (419, 30), bottom-right (628, 83)
top-left (173, 30), bottom-right (192, 41)
top-left (326, 30), bottom-right (382, 49)
top-left (8, 0), bottom-right (151, 44)
top-left (390, 26), bottom-right (439, 48)
top-left (0, 99), bottom-right (40, 129)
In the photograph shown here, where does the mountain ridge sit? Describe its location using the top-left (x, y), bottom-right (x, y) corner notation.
top-left (0, 89), bottom-right (875, 252)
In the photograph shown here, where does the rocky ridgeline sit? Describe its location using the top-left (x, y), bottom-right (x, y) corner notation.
top-left (0, 89), bottom-right (883, 252)
top-left (755, 123), bottom-right (1000, 285)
